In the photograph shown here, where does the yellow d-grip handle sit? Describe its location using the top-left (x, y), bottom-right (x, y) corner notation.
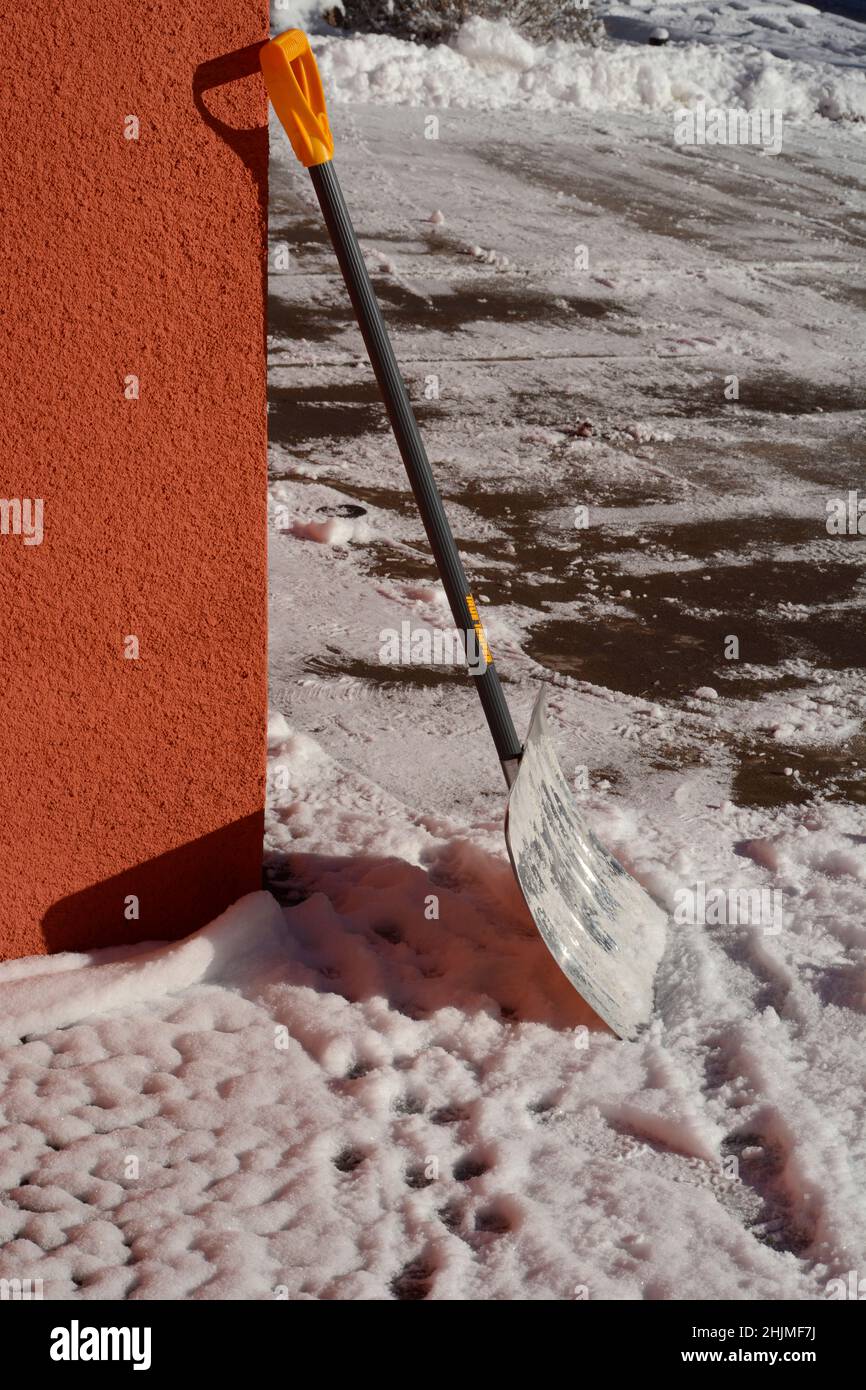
top-left (260, 29), bottom-right (334, 168)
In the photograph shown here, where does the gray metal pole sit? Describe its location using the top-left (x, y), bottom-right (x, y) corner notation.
top-left (309, 159), bottom-right (523, 771)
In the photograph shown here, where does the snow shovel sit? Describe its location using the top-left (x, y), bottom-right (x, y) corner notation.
top-left (261, 30), bottom-right (666, 1039)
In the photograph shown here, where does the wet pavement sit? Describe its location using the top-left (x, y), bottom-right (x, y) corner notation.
top-left (268, 103), bottom-right (866, 813)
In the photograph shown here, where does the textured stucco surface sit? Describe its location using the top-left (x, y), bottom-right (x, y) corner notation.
top-left (0, 4), bottom-right (269, 957)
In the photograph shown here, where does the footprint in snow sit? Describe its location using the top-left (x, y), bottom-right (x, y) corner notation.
top-left (453, 1153), bottom-right (490, 1183)
top-left (333, 1146), bottom-right (366, 1173)
top-left (390, 1256), bottom-right (435, 1301)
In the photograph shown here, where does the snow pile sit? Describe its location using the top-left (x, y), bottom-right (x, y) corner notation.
top-left (312, 16), bottom-right (866, 120)
top-left (270, 0), bottom-right (323, 32)
top-left (287, 513), bottom-right (373, 544)
top-left (0, 895), bottom-right (285, 1047)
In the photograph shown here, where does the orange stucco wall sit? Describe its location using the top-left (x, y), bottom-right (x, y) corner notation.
top-left (0, 4), bottom-right (269, 958)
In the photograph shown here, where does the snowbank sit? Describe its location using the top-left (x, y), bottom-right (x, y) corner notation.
top-left (0, 894), bottom-right (285, 1045)
top-left (313, 16), bottom-right (866, 121)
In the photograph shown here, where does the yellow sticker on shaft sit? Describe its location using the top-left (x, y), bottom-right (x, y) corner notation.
top-left (466, 594), bottom-right (492, 668)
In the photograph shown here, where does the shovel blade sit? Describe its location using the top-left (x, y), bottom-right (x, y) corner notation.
top-left (505, 691), bottom-right (666, 1040)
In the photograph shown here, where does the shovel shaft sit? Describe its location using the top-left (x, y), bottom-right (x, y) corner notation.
top-left (309, 159), bottom-right (522, 768)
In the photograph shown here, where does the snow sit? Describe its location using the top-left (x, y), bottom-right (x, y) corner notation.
top-left (270, 0), bottom-right (324, 34)
top-left (0, 895), bottom-right (285, 1049)
top-left (2, 3), bottom-right (866, 1300)
top-left (606, 0), bottom-right (866, 70)
top-left (311, 10), bottom-right (866, 121)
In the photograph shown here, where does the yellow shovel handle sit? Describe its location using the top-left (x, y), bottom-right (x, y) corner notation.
top-left (260, 29), bottom-right (334, 168)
